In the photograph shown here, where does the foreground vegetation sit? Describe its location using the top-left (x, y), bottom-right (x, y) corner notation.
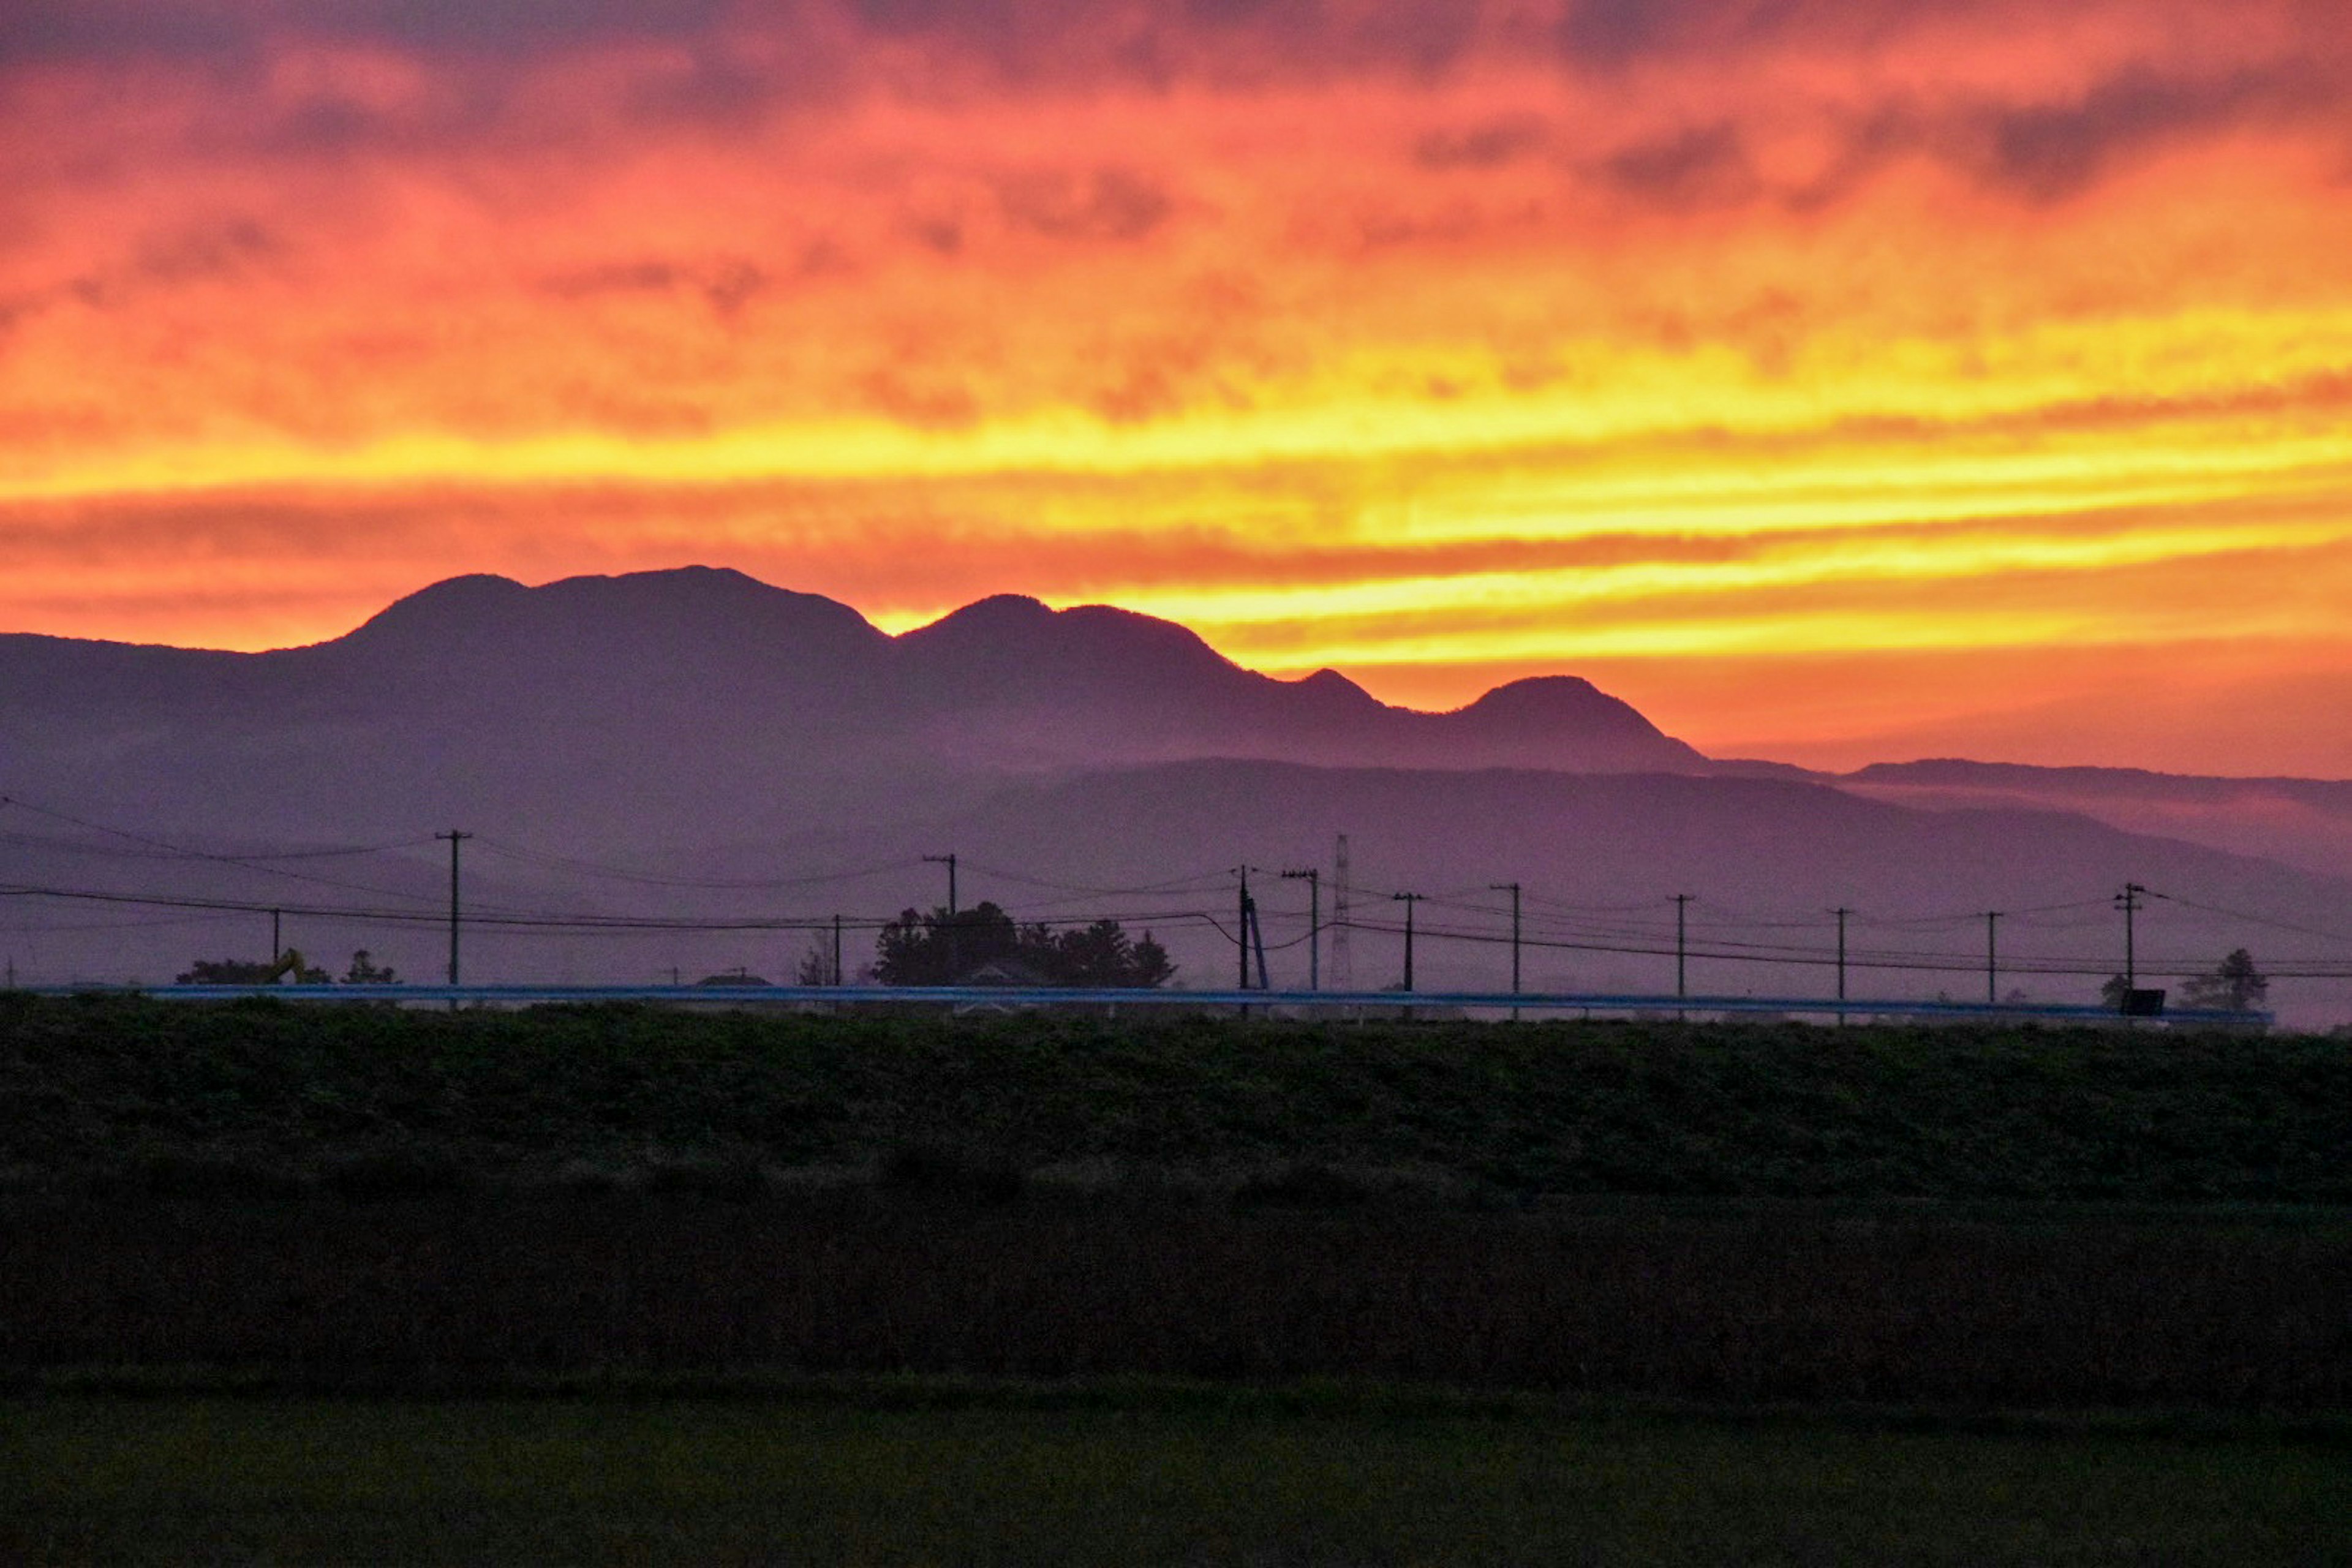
top-left (7, 1389), bottom-right (2348, 1566)
top-left (3, 993), bottom-right (2346, 1200)
top-left (0, 1392), bottom-right (2342, 1561)
top-left (6, 996), bottom-right (2348, 1417)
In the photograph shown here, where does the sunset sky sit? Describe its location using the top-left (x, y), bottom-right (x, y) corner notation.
top-left (6, 0), bottom-right (2352, 774)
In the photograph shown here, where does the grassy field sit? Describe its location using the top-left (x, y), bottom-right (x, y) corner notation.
top-left (6, 1390), bottom-right (2349, 1565)
top-left (4, 994), bottom-right (2347, 1200)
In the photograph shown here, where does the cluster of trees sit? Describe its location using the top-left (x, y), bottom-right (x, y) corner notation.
top-left (2101, 948), bottom-right (2269, 1012)
top-left (175, 950), bottom-right (398, 986)
top-left (862, 903), bottom-right (1175, 989)
top-left (2181, 948), bottom-right (2269, 1011)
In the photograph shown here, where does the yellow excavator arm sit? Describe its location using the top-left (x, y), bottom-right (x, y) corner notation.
top-left (263, 949), bottom-right (309, 983)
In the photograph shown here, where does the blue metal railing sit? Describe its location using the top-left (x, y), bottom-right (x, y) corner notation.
top-left (12, 981), bottom-right (2273, 1026)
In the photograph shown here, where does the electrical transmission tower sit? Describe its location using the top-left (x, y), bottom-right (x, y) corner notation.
top-left (1330, 834), bottom-right (1352, 990)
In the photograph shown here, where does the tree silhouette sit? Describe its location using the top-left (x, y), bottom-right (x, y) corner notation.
top-left (2182, 948), bottom-right (2269, 1011)
top-left (176, 956), bottom-right (327, 984)
top-left (1046, 918), bottom-right (1175, 988)
top-left (876, 903), bottom-right (1022, 985)
top-left (342, 950), bottom-right (398, 984)
top-left (874, 903), bottom-right (1174, 987)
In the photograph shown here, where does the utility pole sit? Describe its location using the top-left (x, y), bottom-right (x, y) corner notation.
top-left (270, 908), bottom-right (282, 963)
top-left (435, 831), bottom-right (472, 989)
top-left (1490, 881), bottom-right (1521, 1020)
top-left (1671, 893), bottom-right (1695, 1020)
top-left (832, 913), bottom-right (843, 986)
top-left (1393, 892), bottom-right (1424, 992)
top-left (1831, 907), bottom-right (1852, 1021)
top-left (924, 853), bottom-right (958, 982)
top-left (1330, 835), bottom-right (1352, 991)
top-left (1281, 868), bottom-right (1320, 990)
top-left (2115, 882), bottom-right (2146, 1016)
top-left (1236, 867), bottom-right (1255, 990)
top-left (1248, 898), bottom-right (1269, 994)
top-left (922, 853), bottom-right (958, 916)
top-left (1985, 911), bottom-right (2002, 1005)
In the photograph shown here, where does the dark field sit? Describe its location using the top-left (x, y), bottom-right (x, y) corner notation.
top-left (7, 1391), bottom-right (2350, 1566)
top-left (4, 996), bottom-right (2351, 1410)
top-left (9, 1193), bottom-right (2352, 1408)
top-left (8, 997), bottom-right (2348, 1560)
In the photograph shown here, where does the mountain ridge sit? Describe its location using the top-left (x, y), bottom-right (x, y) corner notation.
top-left (0, 567), bottom-right (1703, 848)
top-left (10, 566), bottom-right (2351, 820)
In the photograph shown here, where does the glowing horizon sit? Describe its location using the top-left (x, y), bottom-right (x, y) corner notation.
top-left (7, 0), bottom-right (2352, 775)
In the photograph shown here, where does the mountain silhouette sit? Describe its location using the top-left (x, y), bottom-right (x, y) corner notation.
top-left (0, 567), bottom-right (1704, 843)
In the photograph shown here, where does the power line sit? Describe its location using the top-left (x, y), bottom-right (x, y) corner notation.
top-left (2156, 892), bottom-right (2352, 946)
top-left (470, 839), bottom-right (927, 891)
top-left (0, 827), bottom-right (426, 864)
top-left (0, 797), bottom-right (437, 861)
top-left (0, 796), bottom-right (447, 906)
top-left (1316, 912), bottom-right (2337, 979)
top-left (15, 873), bottom-right (2350, 981)
top-left (0, 909), bottom-right (251, 935)
top-left (0, 881), bottom-right (1244, 940)
top-left (7, 796), bottom-right (2346, 998)
top-left (954, 862), bottom-right (1242, 899)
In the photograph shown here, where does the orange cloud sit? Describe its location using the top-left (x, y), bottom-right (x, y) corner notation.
top-left (6, 0), bottom-right (2352, 771)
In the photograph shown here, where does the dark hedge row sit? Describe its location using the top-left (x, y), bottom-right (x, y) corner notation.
top-left (2, 993), bottom-right (2346, 1200)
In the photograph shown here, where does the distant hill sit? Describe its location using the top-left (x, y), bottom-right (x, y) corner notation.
top-left (832, 757), bottom-right (2335, 924)
top-left (1838, 760), bottom-right (2352, 881)
top-left (1678, 756), bottom-right (2352, 884)
top-left (712, 758), bottom-right (2352, 1022)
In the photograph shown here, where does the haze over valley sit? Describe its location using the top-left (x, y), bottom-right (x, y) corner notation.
top-left (7, 567), bottom-right (2347, 1023)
